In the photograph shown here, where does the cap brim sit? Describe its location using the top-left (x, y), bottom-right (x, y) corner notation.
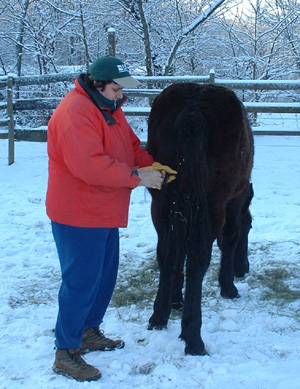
top-left (113, 76), bottom-right (141, 88)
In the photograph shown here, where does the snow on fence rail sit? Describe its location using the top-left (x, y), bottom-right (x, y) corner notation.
top-left (0, 72), bottom-right (300, 165)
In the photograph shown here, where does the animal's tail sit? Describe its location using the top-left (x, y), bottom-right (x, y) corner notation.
top-left (172, 106), bottom-right (212, 253)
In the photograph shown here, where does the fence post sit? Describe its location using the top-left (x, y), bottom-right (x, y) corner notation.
top-left (7, 76), bottom-right (15, 165)
top-left (107, 28), bottom-right (116, 56)
top-left (209, 69), bottom-right (215, 84)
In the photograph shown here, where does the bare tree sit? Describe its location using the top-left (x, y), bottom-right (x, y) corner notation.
top-left (269, 0), bottom-right (300, 71)
top-left (117, 0), bottom-right (228, 77)
top-left (16, 0), bottom-right (30, 76)
top-left (0, 0), bottom-right (299, 82)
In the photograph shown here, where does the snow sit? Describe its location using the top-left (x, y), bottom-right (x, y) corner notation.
top-left (1, 123), bottom-right (300, 388)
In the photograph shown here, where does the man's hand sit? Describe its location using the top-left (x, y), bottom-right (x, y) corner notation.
top-left (137, 162), bottom-right (177, 189)
top-left (137, 170), bottom-right (163, 189)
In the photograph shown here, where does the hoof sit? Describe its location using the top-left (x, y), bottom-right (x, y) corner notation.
top-left (148, 313), bottom-right (168, 330)
top-left (220, 284), bottom-right (240, 299)
top-left (221, 291), bottom-right (240, 299)
top-left (234, 262), bottom-right (249, 278)
top-left (184, 344), bottom-right (209, 356)
top-left (234, 269), bottom-right (249, 278)
top-left (171, 301), bottom-right (184, 312)
top-left (148, 323), bottom-right (167, 330)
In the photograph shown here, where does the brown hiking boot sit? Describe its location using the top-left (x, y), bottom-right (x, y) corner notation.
top-left (81, 327), bottom-right (125, 352)
top-left (53, 348), bottom-right (101, 382)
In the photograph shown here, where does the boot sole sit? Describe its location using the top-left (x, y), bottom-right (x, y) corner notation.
top-left (53, 365), bottom-right (102, 382)
top-left (81, 340), bottom-right (125, 353)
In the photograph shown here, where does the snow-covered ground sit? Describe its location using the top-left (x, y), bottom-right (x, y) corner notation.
top-left (0, 119), bottom-right (300, 388)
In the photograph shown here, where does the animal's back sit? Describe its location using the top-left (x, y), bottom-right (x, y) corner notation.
top-left (146, 82), bottom-right (254, 240)
top-left (148, 82), bottom-right (252, 167)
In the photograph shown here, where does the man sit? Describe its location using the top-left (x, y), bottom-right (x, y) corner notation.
top-left (46, 56), bottom-right (176, 381)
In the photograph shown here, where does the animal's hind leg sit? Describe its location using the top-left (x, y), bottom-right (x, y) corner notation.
top-left (180, 247), bottom-right (211, 356)
top-left (148, 189), bottom-right (186, 329)
top-left (218, 187), bottom-right (252, 298)
top-left (171, 262), bottom-right (184, 311)
top-left (148, 273), bottom-right (172, 330)
top-left (148, 236), bottom-right (185, 330)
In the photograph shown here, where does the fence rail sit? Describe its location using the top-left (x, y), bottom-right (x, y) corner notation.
top-left (0, 72), bottom-right (300, 164)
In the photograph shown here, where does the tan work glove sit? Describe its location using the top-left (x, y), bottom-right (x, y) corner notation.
top-left (138, 162), bottom-right (177, 189)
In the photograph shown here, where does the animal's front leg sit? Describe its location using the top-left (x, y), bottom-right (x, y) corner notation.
top-left (233, 184), bottom-right (253, 277)
top-left (233, 207), bottom-right (251, 277)
top-left (148, 266), bottom-right (173, 330)
top-left (218, 218), bottom-right (240, 299)
top-left (218, 206), bottom-right (240, 299)
top-left (218, 187), bottom-right (252, 298)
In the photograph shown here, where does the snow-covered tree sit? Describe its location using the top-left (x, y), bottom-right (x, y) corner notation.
top-left (0, 0), bottom-right (299, 82)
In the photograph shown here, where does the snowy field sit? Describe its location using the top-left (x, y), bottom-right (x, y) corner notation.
top-left (0, 121), bottom-right (300, 388)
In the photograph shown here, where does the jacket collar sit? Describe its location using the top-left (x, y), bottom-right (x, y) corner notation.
top-left (76, 74), bottom-right (127, 125)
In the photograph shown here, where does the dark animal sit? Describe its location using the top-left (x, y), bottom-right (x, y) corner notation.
top-left (146, 83), bottom-right (254, 356)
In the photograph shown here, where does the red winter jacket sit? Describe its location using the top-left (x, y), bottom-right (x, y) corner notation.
top-left (46, 77), bottom-right (154, 228)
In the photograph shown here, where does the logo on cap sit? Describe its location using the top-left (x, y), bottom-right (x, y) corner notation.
top-left (117, 64), bottom-right (129, 73)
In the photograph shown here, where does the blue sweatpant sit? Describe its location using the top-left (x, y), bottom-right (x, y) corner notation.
top-left (51, 222), bottom-right (119, 349)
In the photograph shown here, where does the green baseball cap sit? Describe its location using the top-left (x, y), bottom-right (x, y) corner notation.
top-left (88, 56), bottom-right (141, 88)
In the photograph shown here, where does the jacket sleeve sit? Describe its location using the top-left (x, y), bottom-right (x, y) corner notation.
top-left (128, 124), bottom-right (155, 168)
top-left (54, 111), bottom-right (141, 189)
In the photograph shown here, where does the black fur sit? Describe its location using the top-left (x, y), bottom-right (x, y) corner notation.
top-left (146, 83), bottom-right (254, 356)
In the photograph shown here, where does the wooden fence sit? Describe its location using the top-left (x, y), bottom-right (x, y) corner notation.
top-left (0, 71), bottom-right (300, 165)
